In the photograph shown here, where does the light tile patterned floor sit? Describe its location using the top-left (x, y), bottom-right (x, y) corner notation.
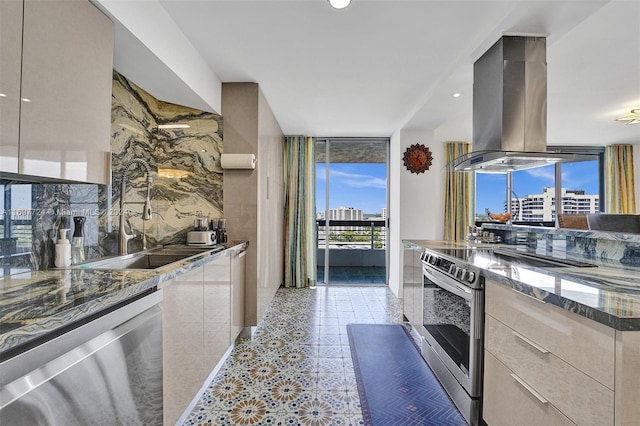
top-left (183, 285), bottom-right (406, 426)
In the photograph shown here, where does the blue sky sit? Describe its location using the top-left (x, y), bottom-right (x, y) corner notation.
top-left (316, 163), bottom-right (387, 215)
top-left (477, 160), bottom-right (600, 214)
top-left (315, 159), bottom-right (599, 217)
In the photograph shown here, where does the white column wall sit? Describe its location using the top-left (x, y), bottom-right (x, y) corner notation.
top-left (388, 130), bottom-right (402, 297)
top-left (388, 129), bottom-right (445, 297)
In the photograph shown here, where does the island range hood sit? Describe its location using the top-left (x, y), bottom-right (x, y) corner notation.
top-left (450, 36), bottom-right (591, 173)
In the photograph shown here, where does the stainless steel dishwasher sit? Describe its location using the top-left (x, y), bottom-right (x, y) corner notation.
top-left (0, 290), bottom-right (163, 425)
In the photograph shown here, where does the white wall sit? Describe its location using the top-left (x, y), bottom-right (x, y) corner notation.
top-left (95, 0), bottom-right (222, 113)
top-left (388, 128), bottom-right (446, 297)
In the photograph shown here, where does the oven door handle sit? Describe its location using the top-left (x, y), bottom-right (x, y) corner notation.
top-left (423, 265), bottom-right (473, 300)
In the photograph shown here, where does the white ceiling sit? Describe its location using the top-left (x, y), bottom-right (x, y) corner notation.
top-left (104, 0), bottom-right (640, 146)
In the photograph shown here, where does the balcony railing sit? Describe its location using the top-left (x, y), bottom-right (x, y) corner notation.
top-left (316, 219), bottom-right (387, 269)
top-left (316, 219), bottom-right (386, 250)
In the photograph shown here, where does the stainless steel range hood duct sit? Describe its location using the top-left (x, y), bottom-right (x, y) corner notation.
top-left (450, 36), bottom-right (589, 173)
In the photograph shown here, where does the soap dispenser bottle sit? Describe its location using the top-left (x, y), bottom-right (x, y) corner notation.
top-left (71, 216), bottom-right (86, 265)
top-left (55, 228), bottom-right (71, 268)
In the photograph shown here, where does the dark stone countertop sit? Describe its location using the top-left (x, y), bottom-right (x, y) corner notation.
top-left (404, 240), bottom-right (640, 331)
top-left (0, 241), bottom-right (248, 359)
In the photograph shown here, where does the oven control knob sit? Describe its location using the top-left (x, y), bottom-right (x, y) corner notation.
top-left (429, 255), bottom-right (437, 265)
top-left (459, 269), bottom-right (468, 281)
top-left (467, 271), bottom-right (476, 283)
top-left (448, 264), bottom-right (455, 275)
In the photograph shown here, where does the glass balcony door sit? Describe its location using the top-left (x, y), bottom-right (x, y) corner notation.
top-left (315, 138), bottom-right (389, 285)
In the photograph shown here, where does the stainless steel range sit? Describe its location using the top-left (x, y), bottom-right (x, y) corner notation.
top-left (420, 248), bottom-right (484, 426)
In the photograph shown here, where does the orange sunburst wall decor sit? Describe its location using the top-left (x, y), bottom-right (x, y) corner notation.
top-left (403, 143), bottom-right (433, 174)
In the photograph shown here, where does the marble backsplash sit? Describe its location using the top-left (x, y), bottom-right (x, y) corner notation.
top-left (111, 71), bottom-right (224, 248)
top-left (1, 71), bottom-right (224, 272)
top-left (482, 223), bottom-right (640, 266)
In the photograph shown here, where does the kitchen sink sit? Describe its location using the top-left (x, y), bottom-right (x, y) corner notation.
top-left (148, 246), bottom-right (222, 256)
top-left (492, 248), bottom-right (597, 268)
top-left (82, 254), bottom-right (192, 270)
top-left (73, 245), bottom-right (223, 271)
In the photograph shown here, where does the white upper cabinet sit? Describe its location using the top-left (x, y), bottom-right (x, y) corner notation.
top-left (10, 0), bottom-right (114, 183)
top-left (0, 0), bottom-right (23, 173)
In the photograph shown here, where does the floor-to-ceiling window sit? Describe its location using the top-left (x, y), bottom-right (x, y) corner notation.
top-left (476, 147), bottom-right (604, 224)
top-left (315, 138), bottom-right (389, 285)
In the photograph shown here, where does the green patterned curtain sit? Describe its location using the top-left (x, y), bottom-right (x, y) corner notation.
top-left (284, 136), bottom-right (317, 288)
top-left (605, 144), bottom-right (636, 214)
top-left (443, 142), bottom-right (475, 241)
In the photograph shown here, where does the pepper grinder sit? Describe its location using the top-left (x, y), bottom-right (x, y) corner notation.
top-left (71, 216), bottom-right (86, 265)
top-left (218, 218), bottom-right (227, 243)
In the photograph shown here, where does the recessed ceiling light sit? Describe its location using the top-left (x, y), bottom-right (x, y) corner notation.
top-left (158, 124), bottom-right (190, 129)
top-left (451, 92), bottom-right (462, 98)
top-left (0, 93), bottom-right (7, 98)
top-left (328, 0), bottom-right (351, 9)
top-left (21, 97), bottom-right (31, 102)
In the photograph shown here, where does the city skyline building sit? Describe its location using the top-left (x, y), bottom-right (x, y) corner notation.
top-left (328, 206), bottom-right (363, 221)
top-left (513, 187), bottom-right (599, 222)
top-left (317, 206), bottom-right (387, 221)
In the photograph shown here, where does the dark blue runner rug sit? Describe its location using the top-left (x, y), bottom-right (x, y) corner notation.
top-left (347, 324), bottom-right (467, 426)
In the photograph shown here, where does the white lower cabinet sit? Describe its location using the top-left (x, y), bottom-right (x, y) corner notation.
top-left (615, 331), bottom-right (640, 425)
top-left (402, 244), bottom-right (423, 327)
top-left (162, 247), bottom-right (245, 425)
top-left (485, 315), bottom-right (613, 426)
top-left (482, 279), bottom-right (640, 426)
top-left (402, 244), bottom-right (414, 323)
top-left (485, 278), bottom-right (615, 388)
top-left (484, 351), bottom-right (576, 426)
top-left (412, 248), bottom-right (423, 328)
top-left (203, 251), bottom-right (232, 374)
top-left (162, 266), bottom-right (205, 426)
top-left (230, 247), bottom-right (246, 341)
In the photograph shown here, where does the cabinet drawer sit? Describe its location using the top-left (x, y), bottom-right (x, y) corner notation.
top-left (485, 279), bottom-right (614, 388)
top-left (484, 351), bottom-right (576, 426)
top-left (486, 315), bottom-right (614, 426)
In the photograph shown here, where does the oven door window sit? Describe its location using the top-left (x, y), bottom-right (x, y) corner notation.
top-left (423, 271), bottom-right (471, 377)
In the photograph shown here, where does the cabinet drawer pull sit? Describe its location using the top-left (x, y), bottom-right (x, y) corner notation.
top-left (511, 373), bottom-right (548, 405)
top-left (512, 330), bottom-right (549, 354)
top-left (511, 288), bottom-right (547, 304)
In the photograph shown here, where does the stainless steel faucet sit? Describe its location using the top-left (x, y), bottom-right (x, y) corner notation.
top-left (119, 158), bottom-right (153, 255)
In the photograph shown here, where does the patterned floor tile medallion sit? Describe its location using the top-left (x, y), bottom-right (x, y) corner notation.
top-left (183, 286), bottom-right (418, 426)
